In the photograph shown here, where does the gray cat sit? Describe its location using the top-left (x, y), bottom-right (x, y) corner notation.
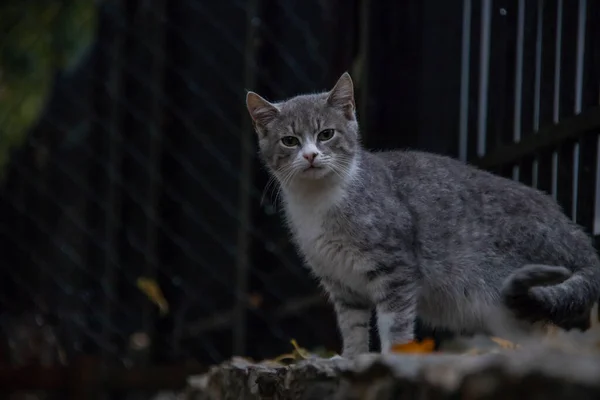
top-left (245, 72), bottom-right (600, 358)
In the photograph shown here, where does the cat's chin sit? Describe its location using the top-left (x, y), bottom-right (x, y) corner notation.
top-left (297, 166), bottom-right (332, 180)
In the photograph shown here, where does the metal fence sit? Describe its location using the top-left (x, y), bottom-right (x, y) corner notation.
top-left (0, 0), bottom-right (599, 397)
top-left (468, 0), bottom-right (600, 242)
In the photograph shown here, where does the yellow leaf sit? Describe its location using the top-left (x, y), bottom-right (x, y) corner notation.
top-left (290, 339), bottom-right (311, 359)
top-left (136, 277), bottom-right (169, 315)
top-left (263, 339), bottom-right (313, 364)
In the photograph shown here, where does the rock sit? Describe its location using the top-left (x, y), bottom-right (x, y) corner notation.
top-left (184, 348), bottom-right (600, 400)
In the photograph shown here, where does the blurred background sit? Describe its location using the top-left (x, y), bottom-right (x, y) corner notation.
top-left (0, 0), bottom-right (599, 397)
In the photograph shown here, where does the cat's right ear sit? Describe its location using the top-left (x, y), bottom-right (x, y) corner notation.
top-left (327, 72), bottom-right (355, 120)
top-left (246, 91), bottom-right (279, 134)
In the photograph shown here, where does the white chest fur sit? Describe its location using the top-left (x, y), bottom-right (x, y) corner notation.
top-left (283, 184), bottom-right (370, 294)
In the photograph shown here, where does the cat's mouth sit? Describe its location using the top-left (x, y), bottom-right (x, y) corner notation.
top-left (298, 164), bottom-right (330, 180)
top-left (304, 165), bottom-right (323, 171)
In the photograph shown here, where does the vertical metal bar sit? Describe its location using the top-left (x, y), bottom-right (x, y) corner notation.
top-left (513, 0), bottom-right (525, 143)
top-left (234, 0), bottom-right (260, 356)
top-left (553, 0), bottom-right (563, 123)
top-left (572, 0), bottom-right (586, 221)
top-left (458, 0), bottom-right (472, 162)
top-left (574, 0), bottom-right (587, 114)
top-left (477, 0), bottom-right (492, 157)
top-left (532, 0), bottom-right (544, 185)
top-left (550, 1), bottom-right (562, 204)
top-left (533, 0), bottom-right (544, 132)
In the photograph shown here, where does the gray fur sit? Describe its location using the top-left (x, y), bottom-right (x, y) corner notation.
top-left (246, 72), bottom-right (600, 358)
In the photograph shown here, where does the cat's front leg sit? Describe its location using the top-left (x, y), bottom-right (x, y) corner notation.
top-left (374, 280), bottom-right (418, 353)
top-left (322, 278), bottom-right (371, 358)
top-left (333, 297), bottom-right (371, 357)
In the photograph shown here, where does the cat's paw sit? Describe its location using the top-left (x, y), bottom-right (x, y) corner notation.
top-left (328, 354), bottom-right (344, 361)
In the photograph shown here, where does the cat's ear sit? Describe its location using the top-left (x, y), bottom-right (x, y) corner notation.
top-left (327, 72), bottom-right (355, 120)
top-left (246, 91), bottom-right (279, 133)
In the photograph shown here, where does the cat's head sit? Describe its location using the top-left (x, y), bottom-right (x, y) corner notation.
top-left (246, 72), bottom-right (360, 186)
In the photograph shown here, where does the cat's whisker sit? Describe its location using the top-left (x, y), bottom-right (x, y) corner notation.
top-left (328, 166), bottom-right (345, 181)
top-left (334, 158), bottom-right (366, 189)
top-left (261, 175), bottom-right (279, 207)
top-left (275, 165), bottom-right (299, 200)
top-left (329, 162), bottom-right (349, 178)
top-left (267, 163), bottom-right (300, 209)
top-left (332, 158), bottom-right (354, 171)
top-left (276, 169), bottom-right (299, 205)
top-left (330, 162), bottom-right (353, 181)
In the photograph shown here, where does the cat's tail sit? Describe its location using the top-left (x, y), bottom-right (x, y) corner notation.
top-left (501, 264), bottom-right (600, 326)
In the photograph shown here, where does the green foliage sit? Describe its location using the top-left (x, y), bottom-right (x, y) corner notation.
top-left (0, 0), bottom-right (97, 177)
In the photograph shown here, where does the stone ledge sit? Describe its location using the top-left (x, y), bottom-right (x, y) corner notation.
top-left (183, 346), bottom-right (600, 400)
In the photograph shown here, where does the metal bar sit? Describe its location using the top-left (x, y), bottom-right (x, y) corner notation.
top-left (572, 0), bottom-right (587, 220)
top-left (458, 0), bottom-right (472, 162)
top-left (574, 0), bottom-right (587, 114)
top-left (234, 0), bottom-right (260, 357)
top-left (476, 0), bottom-right (492, 157)
top-left (473, 106), bottom-right (600, 169)
top-left (532, 0), bottom-right (544, 184)
top-left (533, 0), bottom-right (544, 132)
top-left (513, 0), bottom-right (525, 142)
top-left (553, 0), bottom-right (563, 123)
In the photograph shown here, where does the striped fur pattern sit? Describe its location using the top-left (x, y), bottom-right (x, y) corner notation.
top-left (245, 73), bottom-right (600, 358)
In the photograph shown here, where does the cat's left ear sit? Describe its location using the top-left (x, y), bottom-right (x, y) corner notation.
top-left (327, 72), bottom-right (356, 120)
top-left (246, 91), bottom-right (280, 134)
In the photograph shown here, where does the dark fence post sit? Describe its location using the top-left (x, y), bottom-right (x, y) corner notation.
top-left (144, 0), bottom-right (167, 364)
top-left (233, 0), bottom-right (261, 358)
top-left (101, 0), bottom-right (124, 370)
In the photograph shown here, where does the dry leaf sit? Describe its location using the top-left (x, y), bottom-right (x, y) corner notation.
top-left (267, 339), bottom-right (313, 364)
top-left (490, 337), bottom-right (519, 350)
top-left (390, 338), bottom-right (436, 354)
top-left (290, 339), bottom-right (311, 359)
top-left (136, 277), bottom-right (169, 315)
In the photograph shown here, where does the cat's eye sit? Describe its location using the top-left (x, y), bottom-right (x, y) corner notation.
top-left (317, 129), bottom-right (335, 141)
top-left (281, 136), bottom-right (300, 147)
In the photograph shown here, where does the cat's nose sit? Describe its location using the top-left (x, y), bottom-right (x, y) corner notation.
top-left (303, 152), bottom-right (318, 163)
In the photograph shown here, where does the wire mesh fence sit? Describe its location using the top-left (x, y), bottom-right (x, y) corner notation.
top-left (0, 0), bottom-right (353, 375)
top-left (1, 0), bottom-right (600, 397)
